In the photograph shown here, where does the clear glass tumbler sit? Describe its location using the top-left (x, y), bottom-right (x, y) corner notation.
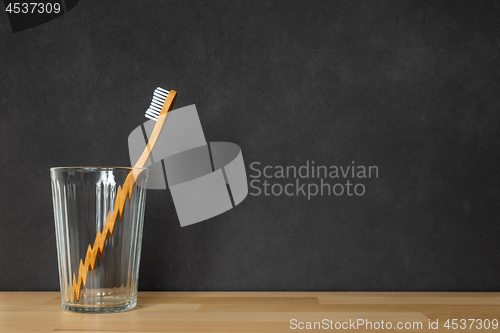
top-left (50, 167), bottom-right (149, 313)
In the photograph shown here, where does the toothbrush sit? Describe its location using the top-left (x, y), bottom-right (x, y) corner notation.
top-left (133, 87), bottom-right (178, 168)
top-left (70, 87), bottom-right (177, 302)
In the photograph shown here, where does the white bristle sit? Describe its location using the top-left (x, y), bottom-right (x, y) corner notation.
top-left (146, 108), bottom-right (160, 115)
top-left (145, 87), bottom-right (170, 121)
top-left (152, 101), bottom-right (164, 107)
top-left (145, 113), bottom-right (158, 120)
top-left (155, 90), bottom-right (168, 97)
top-left (147, 112), bottom-right (160, 119)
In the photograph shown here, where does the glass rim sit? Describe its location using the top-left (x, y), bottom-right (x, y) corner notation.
top-left (50, 166), bottom-right (149, 171)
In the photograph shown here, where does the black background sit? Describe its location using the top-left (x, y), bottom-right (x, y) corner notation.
top-left (1, 0), bottom-right (500, 291)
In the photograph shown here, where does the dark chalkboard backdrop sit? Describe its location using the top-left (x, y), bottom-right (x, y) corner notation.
top-left (1, 0), bottom-right (500, 291)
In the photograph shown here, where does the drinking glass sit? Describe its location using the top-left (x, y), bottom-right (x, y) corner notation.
top-left (50, 167), bottom-right (149, 313)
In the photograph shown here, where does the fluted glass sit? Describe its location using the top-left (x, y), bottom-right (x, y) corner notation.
top-left (50, 167), bottom-right (149, 313)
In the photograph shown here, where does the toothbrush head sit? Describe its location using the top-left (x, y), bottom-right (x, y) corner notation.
top-left (145, 87), bottom-right (171, 121)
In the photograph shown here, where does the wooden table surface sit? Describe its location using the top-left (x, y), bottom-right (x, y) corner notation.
top-left (1, 292), bottom-right (500, 332)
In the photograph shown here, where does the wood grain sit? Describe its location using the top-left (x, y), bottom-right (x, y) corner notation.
top-left (1, 292), bottom-right (499, 332)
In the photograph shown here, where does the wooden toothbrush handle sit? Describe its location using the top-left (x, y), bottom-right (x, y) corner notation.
top-left (70, 90), bottom-right (177, 302)
top-left (134, 90), bottom-right (178, 169)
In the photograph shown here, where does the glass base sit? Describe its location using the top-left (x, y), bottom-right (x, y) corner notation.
top-left (62, 299), bottom-right (137, 313)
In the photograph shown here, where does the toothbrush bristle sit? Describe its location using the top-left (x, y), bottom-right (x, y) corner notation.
top-left (145, 87), bottom-right (170, 121)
